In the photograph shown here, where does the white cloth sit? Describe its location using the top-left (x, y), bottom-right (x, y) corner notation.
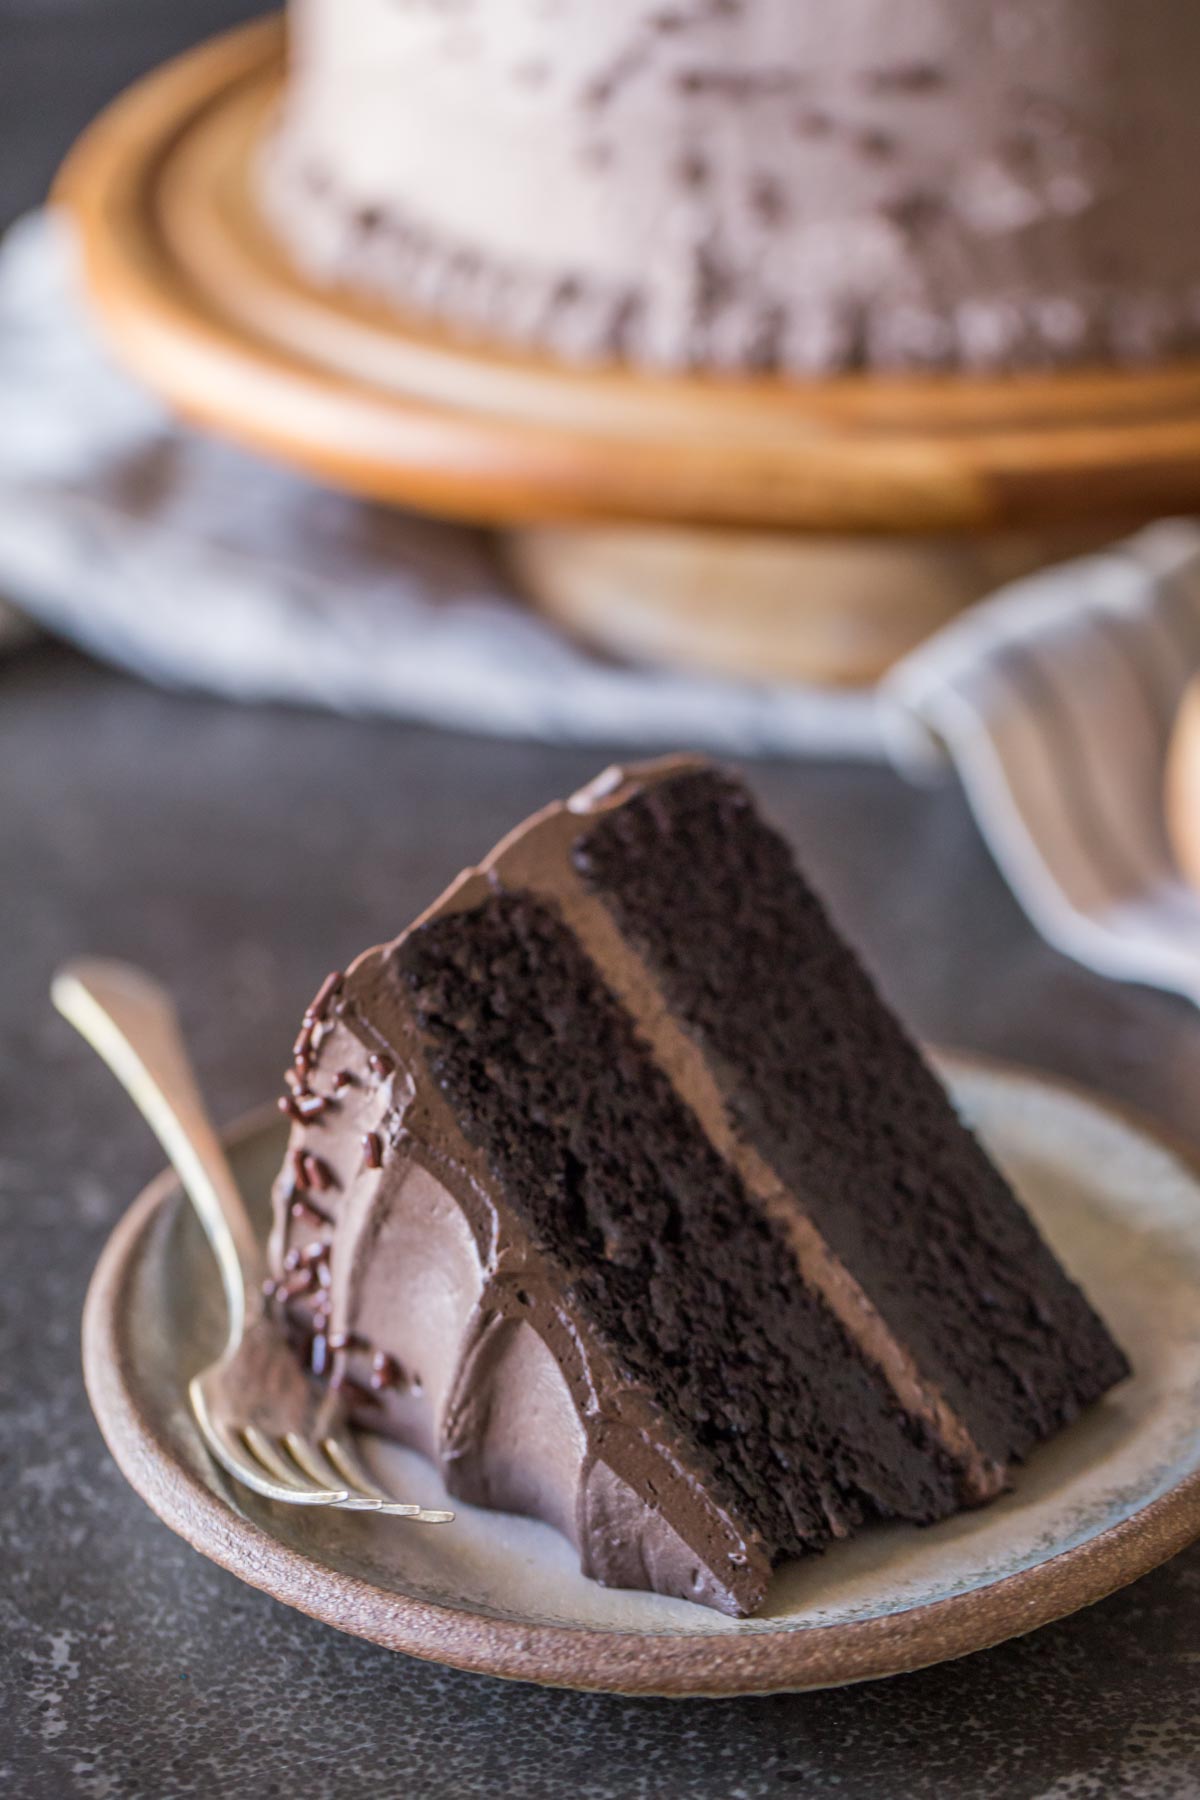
top-left (0, 211), bottom-right (879, 759)
top-left (2, 209), bottom-right (1198, 1006)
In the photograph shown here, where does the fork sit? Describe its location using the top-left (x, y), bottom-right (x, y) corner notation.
top-left (53, 957), bottom-right (452, 1523)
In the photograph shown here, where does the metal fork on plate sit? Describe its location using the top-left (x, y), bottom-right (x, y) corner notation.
top-left (53, 958), bottom-right (452, 1523)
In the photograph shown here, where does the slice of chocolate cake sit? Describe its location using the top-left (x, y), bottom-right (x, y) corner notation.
top-left (266, 756), bottom-right (1129, 1617)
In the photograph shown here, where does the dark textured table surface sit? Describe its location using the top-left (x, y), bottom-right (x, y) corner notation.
top-left (4, 6), bottom-right (1200, 1797)
top-left (5, 648), bottom-right (1200, 1800)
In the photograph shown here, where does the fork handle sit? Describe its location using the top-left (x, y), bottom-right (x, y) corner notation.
top-left (52, 957), bottom-right (262, 1349)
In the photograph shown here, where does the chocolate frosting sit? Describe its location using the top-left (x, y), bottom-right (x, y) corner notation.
top-left (262, 0), bottom-right (1200, 374)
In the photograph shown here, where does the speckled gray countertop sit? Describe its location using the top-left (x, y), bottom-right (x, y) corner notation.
top-left (4, 648), bottom-right (1200, 1798)
top-left (4, 4), bottom-right (1200, 1786)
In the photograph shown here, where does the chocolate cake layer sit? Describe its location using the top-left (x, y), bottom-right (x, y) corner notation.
top-left (573, 768), bottom-right (1130, 1465)
top-left (267, 754), bottom-right (1129, 1616)
top-left (394, 886), bottom-right (963, 1559)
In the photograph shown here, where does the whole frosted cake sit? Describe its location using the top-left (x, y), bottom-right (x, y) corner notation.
top-left (261, 0), bottom-right (1200, 375)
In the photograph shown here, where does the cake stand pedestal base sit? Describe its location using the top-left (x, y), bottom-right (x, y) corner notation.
top-left (509, 522), bottom-right (1115, 686)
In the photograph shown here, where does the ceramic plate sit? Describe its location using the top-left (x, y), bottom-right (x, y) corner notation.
top-left (82, 1058), bottom-right (1200, 1696)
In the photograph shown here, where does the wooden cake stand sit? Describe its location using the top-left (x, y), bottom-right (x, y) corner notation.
top-left (56, 17), bottom-right (1200, 684)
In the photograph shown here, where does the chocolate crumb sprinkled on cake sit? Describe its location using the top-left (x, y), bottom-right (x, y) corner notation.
top-left (749, 174), bottom-right (787, 227)
top-left (865, 62), bottom-right (945, 94)
top-left (795, 108), bottom-right (833, 138)
top-left (886, 190), bottom-right (945, 235)
top-left (857, 127), bottom-right (896, 159)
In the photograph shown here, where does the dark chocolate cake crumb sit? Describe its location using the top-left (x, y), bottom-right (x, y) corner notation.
top-left (394, 888), bottom-right (965, 1559)
top-left (573, 768), bottom-right (1130, 1466)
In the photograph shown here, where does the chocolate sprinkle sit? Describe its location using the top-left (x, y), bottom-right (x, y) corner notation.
top-left (362, 1131), bottom-right (383, 1171)
top-left (290, 1195), bottom-right (333, 1227)
top-left (367, 1052), bottom-right (394, 1080)
top-left (303, 1153), bottom-right (333, 1192)
top-left (369, 1349), bottom-right (403, 1392)
top-left (332, 1070), bottom-right (355, 1093)
top-left (330, 1370), bottom-right (380, 1407)
top-left (307, 971), bottom-right (344, 1021)
top-left (295, 1092), bottom-right (330, 1120)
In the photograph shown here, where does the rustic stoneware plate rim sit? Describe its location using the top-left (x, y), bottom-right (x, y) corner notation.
top-left (82, 1054), bottom-right (1200, 1697)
